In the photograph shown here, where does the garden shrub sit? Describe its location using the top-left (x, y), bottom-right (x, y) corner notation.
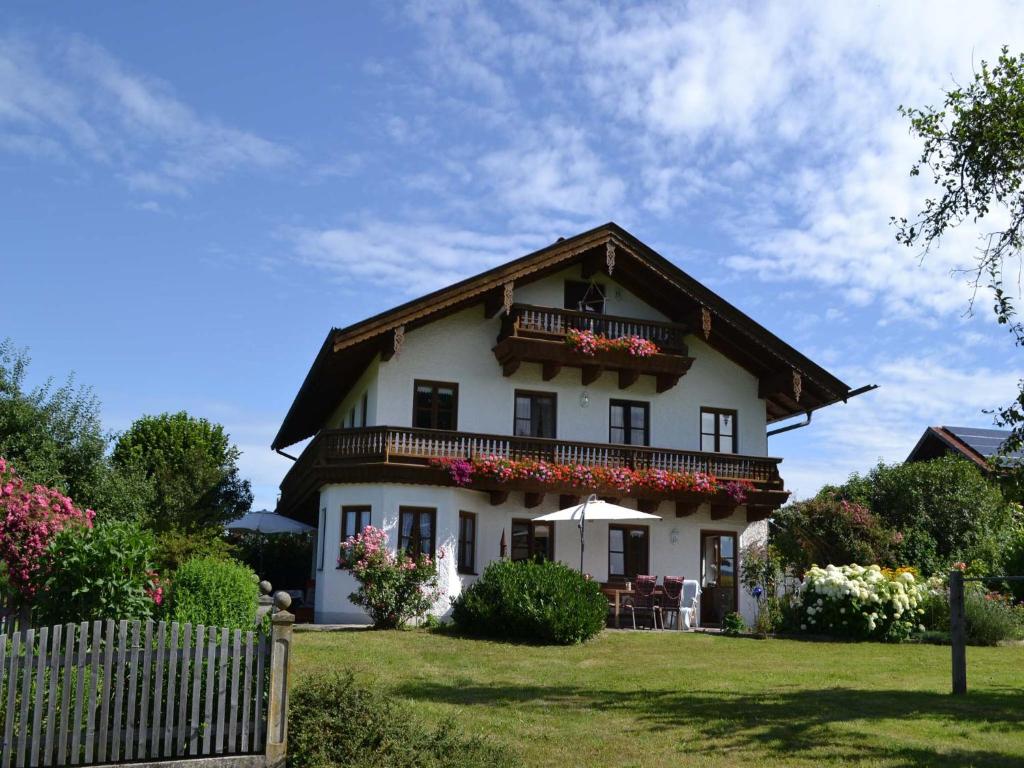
top-left (153, 527), bottom-right (234, 573)
top-left (451, 558), bottom-right (607, 644)
top-left (337, 525), bottom-right (440, 629)
top-left (964, 585), bottom-right (1024, 646)
top-left (722, 612), bottom-right (746, 636)
top-left (794, 564), bottom-right (928, 642)
top-left (289, 671), bottom-right (515, 768)
top-left (167, 556), bottom-right (258, 630)
top-left (33, 519), bottom-right (161, 624)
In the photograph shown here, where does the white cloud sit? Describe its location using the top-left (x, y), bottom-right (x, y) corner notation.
top-left (0, 33), bottom-right (295, 194)
top-left (287, 219), bottom-right (552, 294)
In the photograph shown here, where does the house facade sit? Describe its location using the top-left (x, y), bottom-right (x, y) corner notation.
top-left (273, 224), bottom-right (869, 626)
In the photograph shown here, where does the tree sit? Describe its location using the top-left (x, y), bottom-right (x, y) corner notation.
top-left (895, 47), bottom-right (1024, 457)
top-left (0, 338), bottom-right (155, 521)
top-left (112, 411), bottom-right (252, 533)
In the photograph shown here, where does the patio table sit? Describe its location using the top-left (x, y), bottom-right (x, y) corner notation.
top-left (601, 584), bottom-right (664, 628)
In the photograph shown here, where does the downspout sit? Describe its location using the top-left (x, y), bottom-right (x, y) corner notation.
top-left (766, 411), bottom-right (812, 438)
top-left (276, 448), bottom-right (298, 461)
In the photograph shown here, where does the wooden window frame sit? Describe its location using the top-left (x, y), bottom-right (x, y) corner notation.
top-left (510, 518), bottom-right (555, 562)
top-left (609, 399), bottom-right (651, 446)
top-left (316, 506), bottom-right (327, 571)
top-left (458, 511), bottom-right (477, 575)
top-left (412, 380), bottom-right (459, 431)
top-left (360, 392), bottom-right (369, 427)
top-left (607, 523), bottom-right (650, 581)
top-left (337, 505), bottom-right (371, 568)
top-left (700, 407), bottom-right (738, 454)
top-left (398, 506), bottom-right (437, 559)
top-left (513, 389), bottom-right (558, 439)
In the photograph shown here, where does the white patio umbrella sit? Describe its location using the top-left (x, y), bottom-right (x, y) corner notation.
top-left (532, 494), bottom-right (661, 572)
top-left (225, 510), bottom-right (315, 574)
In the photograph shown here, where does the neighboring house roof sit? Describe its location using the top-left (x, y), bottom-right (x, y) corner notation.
top-left (906, 425), bottom-right (1021, 471)
top-left (273, 222), bottom-right (869, 450)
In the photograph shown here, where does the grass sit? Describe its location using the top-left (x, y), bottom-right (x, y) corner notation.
top-left (291, 628), bottom-right (1024, 767)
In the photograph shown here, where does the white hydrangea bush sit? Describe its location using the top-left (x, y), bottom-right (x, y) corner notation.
top-left (795, 564), bottom-right (929, 642)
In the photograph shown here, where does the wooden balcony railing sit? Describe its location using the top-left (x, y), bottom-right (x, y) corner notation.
top-left (502, 304), bottom-right (689, 354)
top-left (299, 426), bottom-right (782, 485)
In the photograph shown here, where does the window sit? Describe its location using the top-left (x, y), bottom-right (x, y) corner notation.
top-left (608, 525), bottom-right (649, 579)
top-left (609, 400), bottom-right (649, 445)
top-left (339, 505), bottom-right (371, 549)
top-left (511, 519), bottom-right (554, 562)
top-left (564, 280), bottom-right (605, 313)
top-left (413, 381), bottom-right (458, 430)
top-left (348, 404), bottom-right (357, 428)
top-left (316, 507), bottom-right (326, 571)
top-left (398, 507), bottom-right (436, 559)
top-left (360, 392), bottom-right (369, 426)
top-left (701, 408), bottom-right (738, 453)
top-left (514, 391), bottom-right (557, 438)
top-left (458, 512), bottom-right (477, 574)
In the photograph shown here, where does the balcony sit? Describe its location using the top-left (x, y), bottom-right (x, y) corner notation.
top-left (278, 426), bottom-right (789, 523)
top-left (494, 304), bottom-right (694, 391)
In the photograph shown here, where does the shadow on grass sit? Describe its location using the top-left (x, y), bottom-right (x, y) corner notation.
top-left (393, 680), bottom-right (1024, 767)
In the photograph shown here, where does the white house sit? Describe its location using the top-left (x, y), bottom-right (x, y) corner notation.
top-left (273, 223), bottom-right (871, 626)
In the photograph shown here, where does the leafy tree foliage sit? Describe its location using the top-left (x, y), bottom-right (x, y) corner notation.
top-left (113, 411), bottom-right (252, 533)
top-left (895, 48), bottom-right (1024, 458)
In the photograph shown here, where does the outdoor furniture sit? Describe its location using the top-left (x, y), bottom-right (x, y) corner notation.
top-left (659, 576), bottom-right (685, 630)
top-left (623, 575), bottom-right (661, 630)
top-left (680, 579), bottom-right (702, 630)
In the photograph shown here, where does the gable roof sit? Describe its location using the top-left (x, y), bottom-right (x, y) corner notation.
top-left (906, 425), bottom-right (1020, 470)
top-left (273, 222), bottom-right (869, 449)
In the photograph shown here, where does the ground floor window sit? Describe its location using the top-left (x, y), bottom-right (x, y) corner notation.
top-left (511, 519), bottom-right (554, 562)
top-left (608, 525), bottom-right (649, 579)
top-left (339, 506), bottom-right (371, 561)
top-left (398, 507), bottom-right (436, 559)
top-left (458, 511), bottom-right (476, 574)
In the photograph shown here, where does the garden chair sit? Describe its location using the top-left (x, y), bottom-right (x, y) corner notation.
top-left (659, 576), bottom-right (685, 630)
top-left (623, 575), bottom-right (660, 630)
top-left (680, 579), bottom-right (702, 630)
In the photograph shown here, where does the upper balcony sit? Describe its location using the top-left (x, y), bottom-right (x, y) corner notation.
top-left (494, 304), bottom-right (694, 392)
top-left (277, 426), bottom-right (789, 524)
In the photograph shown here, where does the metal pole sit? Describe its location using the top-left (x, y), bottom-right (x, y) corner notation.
top-left (578, 494), bottom-right (595, 573)
top-left (950, 570), bottom-right (967, 695)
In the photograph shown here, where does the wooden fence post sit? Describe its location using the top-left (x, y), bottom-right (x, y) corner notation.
top-left (265, 592), bottom-right (294, 768)
top-left (950, 570), bottom-right (966, 695)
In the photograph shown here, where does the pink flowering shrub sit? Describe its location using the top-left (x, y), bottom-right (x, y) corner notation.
top-left (433, 455), bottom-right (756, 503)
top-left (338, 525), bottom-right (441, 629)
top-left (0, 457), bottom-right (94, 605)
top-left (565, 329), bottom-right (659, 357)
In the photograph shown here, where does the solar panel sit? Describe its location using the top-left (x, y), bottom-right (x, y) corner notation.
top-left (945, 426), bottom-right (1024, 459)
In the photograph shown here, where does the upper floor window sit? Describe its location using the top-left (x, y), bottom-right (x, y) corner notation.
top-left (398, 507), bottom-right (436, 559)
top-left (610, 400), bottom-right (649, 446)
top-left (458, 511), bottom-right (476, 575)
top-left (701, 408), bottom-right (737, 453)
top-left (564, 280), bottom-right (605, 314)
top-left (514, 390), bottom-right (556, 438)
top-left (413, 380), bottom-right (458, 430)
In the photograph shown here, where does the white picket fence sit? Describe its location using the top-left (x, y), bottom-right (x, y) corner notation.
top-left (0, 619), bottom-right (271, 767)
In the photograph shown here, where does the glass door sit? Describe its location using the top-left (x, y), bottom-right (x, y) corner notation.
top-left (700, 531), bottom-right (737, 626)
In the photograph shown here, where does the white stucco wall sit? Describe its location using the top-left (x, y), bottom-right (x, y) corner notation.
top-left (372, 270), bottom-right (767, 454)
top-left (313, 483), bottom-right (766, 626)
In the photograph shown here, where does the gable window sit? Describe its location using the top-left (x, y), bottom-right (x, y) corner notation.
top-left (701, 408), bottom-right (737, 453)
top-left (610, 400), bottom-right (649, 445)
top-left (511, 519), bottom-right (554, 562)
top-left (458, 511), bottom-right (477, 574)
top-left (360, 392), bottom-right (369, 426)
top-left (413, 381), bottom-right (458, 430)
top-left (564, 280), bottom-right (606, 314)
top-left (608, 525), bottom-right (649, 580)
top-left (340, 505), bottom-right (371, 545)
top-left (398, 507), bottom-right (436, 559)
top-left (514, 391), bottom-right (557, 438)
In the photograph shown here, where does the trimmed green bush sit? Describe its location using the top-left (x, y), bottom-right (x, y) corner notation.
top-left (451, 558), bottom-right (607, 644)
top-left (964, 585), bottom-right (1024, 646)
top-left (167, 556), bottom-right (258, 630)
top-left (34, 519), bottom-right (159, 624)
top-left (288, 671), bottom-right (514, 768)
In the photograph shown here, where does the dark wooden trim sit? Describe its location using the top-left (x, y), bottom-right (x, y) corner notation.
top-left (542, 361), bottom-right (562, 381)
top-left (524, 491), bottom-right (545, 508)
top-left (676, 501), bottom-right (700, 517)
top-left (398, 506), bottom-right (436, 559)
top-left (746, 506), bottom-right (772, 523)
top-left (489, 490), bottom-right (509, 506)
top-left (637, 498), bottom-right (659, 514)
top-left (412, 380), bottom-right (459, 431)
top-left (609, 399), bottom-right (651, 446)
top-left (700, 407), bottom-right (739, 454)
top-left (656, 373), bottom-right (681, 393)
top-left (581, 364), bottom-right (602, 385)
top-left (580, 252), bottom-right (603, 279)
top-left (559, 494), bottom-right (580, 508)
top-left (618, 369), bottom-right (639, 389)
top-left (483, 287), bottom-right (505, 319)
top-left (710, 503), bottom-right (735, 520)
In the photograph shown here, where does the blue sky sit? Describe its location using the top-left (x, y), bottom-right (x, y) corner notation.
top-left (4, 1), bottom-right (1024, 510)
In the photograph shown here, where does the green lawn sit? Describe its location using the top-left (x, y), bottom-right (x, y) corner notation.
top-left (291, 629), bottom-right (1024, 767)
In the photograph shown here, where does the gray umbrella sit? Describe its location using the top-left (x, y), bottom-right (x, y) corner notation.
top-left (226, 510), bottom-right (315, 535)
